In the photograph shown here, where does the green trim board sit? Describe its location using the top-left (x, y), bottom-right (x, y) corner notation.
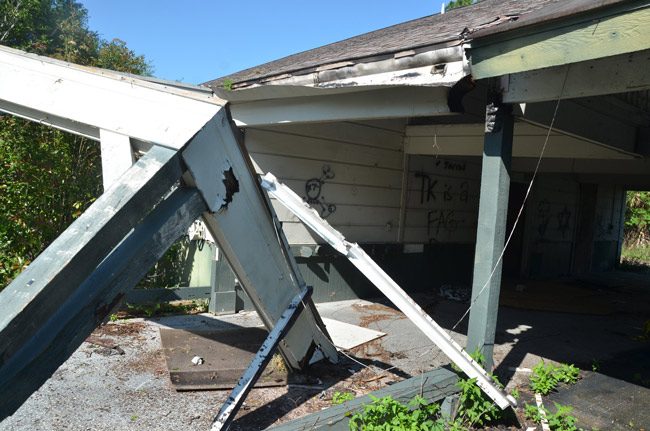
top-left (268, 367), bottom-right (458, 431)
top-left (469, 1), bottom-right (650, 79)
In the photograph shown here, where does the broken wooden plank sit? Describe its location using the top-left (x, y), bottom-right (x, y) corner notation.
top-left (211, 287), bottom-right (312, 431)
top-left (0, 45), bottom-right (222, 148)
top-left (183, 109), bottom-right (338, 370)
top-left (0, 187), bottom-right (206, 419)
top-left (0, 146), bottom-right (183, 376)
top-left (268, 367), bottom-right (458, 431)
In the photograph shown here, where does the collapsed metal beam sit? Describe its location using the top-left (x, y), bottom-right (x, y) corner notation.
top-left (261, 172), bottom-right (516, 410)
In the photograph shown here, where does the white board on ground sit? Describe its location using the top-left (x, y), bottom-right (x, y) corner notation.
top-left (321, 318), bottom-right (385, 351)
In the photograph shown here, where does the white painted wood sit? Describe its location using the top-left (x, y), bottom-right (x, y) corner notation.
top-left (254, 120), bottom-right (405, 150)
top-left (405, 123), bottom-right (637, 159)
top-left (231, 86), bottom-right (452, 126)
top-left (0, 45), bottom-right (222, 148)
top-left (182, 111), bottom-right (337, 369)
top-left (245, 120), bottom-right (405, 245)
top-left (246, 129), bottom-right (403, 169)
top-left (403, 155), bottom-right (481, 244)
top-left (321, 318), bottom-right (385, 350)
top-left (503, 49), bottom-right (650, 104)
top-left (262, 172), bottom-right (516, 410)
top-left (251, 153), bottom-right (403, 189)
top-left (99, 129), bottom-right (134, 190)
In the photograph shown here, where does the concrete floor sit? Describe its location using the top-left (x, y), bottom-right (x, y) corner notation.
top-left (2, 282), bottom-right (649, 430)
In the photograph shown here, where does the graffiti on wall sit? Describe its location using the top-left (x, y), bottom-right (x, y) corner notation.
top-left (415, 172), bottom-right (469, 205)
top-left (304, 164), bottom-right (336, 218)
top-left (414, 160), bottom-right (473, 241)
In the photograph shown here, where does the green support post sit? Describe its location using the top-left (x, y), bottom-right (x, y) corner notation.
top-left (466, 89), bottom-right (513, 371)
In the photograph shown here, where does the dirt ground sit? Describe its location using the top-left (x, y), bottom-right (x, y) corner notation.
top-left (2, 274), bottom-right (649, 430)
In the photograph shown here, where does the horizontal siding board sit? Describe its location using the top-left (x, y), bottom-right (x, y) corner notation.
top-left (281, 222), bottom-right (399, 244)
top-left (251, 153), bottom-right (403, 189)
top-left (279, 179), bottom-right (401, 208)
top-left (245, 129), bottom-right (403, 170)
top-left (255, 121), bottom-right (404, 150)
top-left (271, 201), bottom-right (398, 226)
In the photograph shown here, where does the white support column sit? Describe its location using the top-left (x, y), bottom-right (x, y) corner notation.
top-left (100, 129), bottom-right (135, 190)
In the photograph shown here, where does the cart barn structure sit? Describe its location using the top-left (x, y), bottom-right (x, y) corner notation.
top-left (1, 0), bottom-right (650, 424)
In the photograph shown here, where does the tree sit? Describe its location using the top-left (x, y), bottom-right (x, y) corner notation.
top-left (625, 191), bottom-right (650, 247)
top-left (446, 0), bottom-right (475, 10)
top-left (0, 0), bottom-right (151, 288)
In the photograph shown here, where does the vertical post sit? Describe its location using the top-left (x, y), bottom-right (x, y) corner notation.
top-left (99, 129), bottom-right (134, 190)
top-left (466, 87), bottom-right (513, 371)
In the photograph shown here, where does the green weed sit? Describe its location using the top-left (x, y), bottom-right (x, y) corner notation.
top-left (530, 361), bottom-right (580, 395)
top-left (348, 395), bottom-right (446, 431)
top-left (332, 391), bottom-right (355, 405)
top-left (524, 402), bottom-right (579, 431)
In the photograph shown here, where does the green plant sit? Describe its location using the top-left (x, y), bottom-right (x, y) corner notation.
top-left (530, 361), bottom-right (580, 395)
top-left (222, 79), bottom-right (234, 91)
top-left (451, 349), bottom-right (507, 428)
top-left (348, 395), bottom-right (446, 431)
top-left (525, 402), bottom-right (579, 431)
top-left (591, 359), bottom-right (600, 372)
top-left (511, 387), bottom-right (520, 400)
top-left (109, 313), bottom-right (119, 322)
top-left (332, 391), bottom-right (355, 405)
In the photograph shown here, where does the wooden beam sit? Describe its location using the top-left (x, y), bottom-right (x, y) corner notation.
top-left (0, 45), bottom-right (222, 148)
top-left (466, 96), bottom-right (513, 371)
top-left (100, 129), bottom-right (134, 190)
top-left (0, 146), bottom-right (183, 387)
top-left (0, 187), bottom-right (206, 419)
top-left (469, 2), bottom-right (650, 79)
top-left (502, 49), bottom-right (650, 103)
top-left (404, 123), bottom-right (636, 159)
top-left (268, 367), bottom-right (458, 431)
top-left (230, 86), bottom-right (452, 127)
top-left (182, 109), bottom-right (338, 369)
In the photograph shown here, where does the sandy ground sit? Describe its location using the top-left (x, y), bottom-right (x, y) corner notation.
top-left (2, 291), bottom-right (649, 430)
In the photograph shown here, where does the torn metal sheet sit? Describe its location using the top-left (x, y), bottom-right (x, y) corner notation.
top-left (261, 172), bottom-right (516, 410)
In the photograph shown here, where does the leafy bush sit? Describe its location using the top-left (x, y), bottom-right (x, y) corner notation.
top-left (530, 361), bottom-right (580, 395)
top-left (625, 191), bottom-right (650, 247)
top-left (525, 402), bottom-right (579, 431)
top-left (348, 395), bottom-right (446, 431)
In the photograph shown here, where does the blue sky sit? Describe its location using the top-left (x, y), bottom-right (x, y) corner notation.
top-left (80, 1), bottom-right (446, 85)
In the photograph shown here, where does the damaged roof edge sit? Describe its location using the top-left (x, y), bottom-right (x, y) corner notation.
top-left (207, 42), bottom-right (466, 92)
top-left (211, 45), bottom-right (470, 102)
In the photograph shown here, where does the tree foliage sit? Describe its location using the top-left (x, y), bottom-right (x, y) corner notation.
top-left (0, 0), bottom-right (151, 288)
top-left (625, 191), bottom-right (650, 247)
top-left (446, 0), bottom-right (475, 11)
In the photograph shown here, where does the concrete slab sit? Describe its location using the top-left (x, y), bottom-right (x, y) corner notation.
top-left (547, 372), bottom-right (650, 430)
top-left (2, 292), bottom-right (649, 430)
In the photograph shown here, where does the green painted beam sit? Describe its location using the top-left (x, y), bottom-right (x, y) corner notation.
top-left (268, 367), bottom-right (458, 431)
top-left (466, 92), bottom-right (513, 371)
top-left (469, 2), bottom-right (650, 79)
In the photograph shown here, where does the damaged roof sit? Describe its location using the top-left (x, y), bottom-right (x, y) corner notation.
top-left (205, 0), bottom-right (561, 89)
top-left (206, 0), bottom-right (636, 90)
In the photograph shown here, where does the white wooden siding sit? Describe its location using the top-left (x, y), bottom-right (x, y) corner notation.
top-left (246, 121), bottom-right (405, 244)
top-left (403, 155), bottom-right (482, 244)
